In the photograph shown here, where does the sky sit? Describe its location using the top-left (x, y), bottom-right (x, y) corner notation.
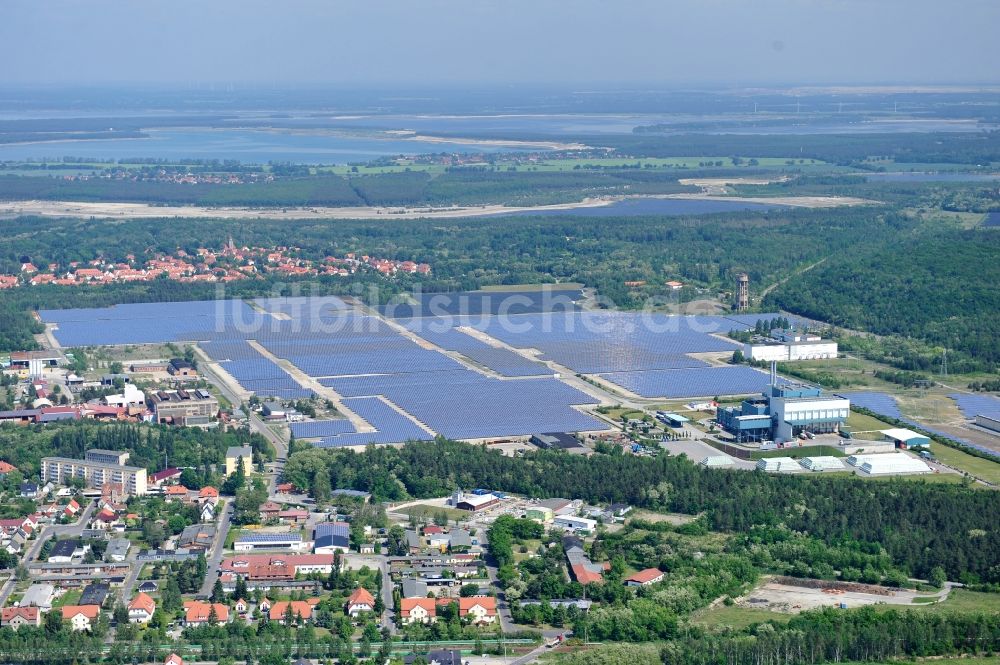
top-left (2, 0), bottom-right (998, 87)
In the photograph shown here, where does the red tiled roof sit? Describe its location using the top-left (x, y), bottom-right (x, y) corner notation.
top-left (400, 597), bottom-right (436, 618)
top-left (347, 587), bottom-right (375, 608)
top-left (269, 600), bottom-right (313, 621)
top-left (625, 568), bottom-right (664, 585)
top-left (458, 596), bottom-right (497, 616)
top-left (129, 592), bottom-right (156, 614)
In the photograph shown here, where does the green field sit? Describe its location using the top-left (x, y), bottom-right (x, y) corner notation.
top-left (912, 589), bottom-right (1000, 613)
top-left (692, 604), bottom-right (793, 629)
top-left (928, 444), bottom-right (1000, 485)
top-left (395, 504), bottom-right (468, 523)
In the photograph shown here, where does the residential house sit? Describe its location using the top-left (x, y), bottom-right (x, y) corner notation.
top-left (182, 601), bottom-right (229, 626)
top-left (165, 654), bottom-right (184, 665)
top-left (178, 524), bottom-right (216, 551)
top-left (105, 538), bottom-right (132, 562)
top-left (399, 597), bottom-right (437, 625)
top-left (346, 587), bottom-right (375, 617)
top-left (61, 605), bottom-right (101, 631)
top-left (197, 486), bottom-right (219, 504)
top-left (278, 509), bottom-right (308, 526)
top-left (1, 606), bottom-right (40, 630)
top-left (259, 501), bottom-right (282, 522)
top-left (233, 598), bottom-right (250, 615)
top-left (164, 485), bottom-right (189, 501)
top-left (128, 592), bottom-right (156, 624)
top-left (458, 597), bottom-right (497, 624)
top-left (269, 600), bottom-right (315, 624)
top-left (20, 584), bottom-right (55, 609)
top-left (48, 539), bottom-right (88, 564)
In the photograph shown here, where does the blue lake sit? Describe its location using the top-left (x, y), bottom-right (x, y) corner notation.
top-left (510, 198), bottom-right (783, 217)
top-left (0, 127), bottom-right (538, 164)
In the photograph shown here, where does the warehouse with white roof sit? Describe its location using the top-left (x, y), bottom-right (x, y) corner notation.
top-left (756, 457), bottom-right (803, 472)
top-left (848, 452), bottom-right (931, 476)
top-left (799, 456), bottom-right (846, 472)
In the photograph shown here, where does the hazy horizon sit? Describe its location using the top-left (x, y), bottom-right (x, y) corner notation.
top-left (2, 0), bottom-right (999, 88)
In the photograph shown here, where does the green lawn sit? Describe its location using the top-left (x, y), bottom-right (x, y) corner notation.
top-left (692, 605), bottom-right (792, 630)
top-left (929, 445), bottom-right (1000, 485)
top-left (912, 589), bottom-right (1000, 613)
top-left (396, 504), bottom-right (468, 523)
top-left (847, 410), bottom-right (894, 434)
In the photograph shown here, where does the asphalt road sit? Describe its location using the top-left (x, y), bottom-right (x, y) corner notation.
top-left (197, 499), bottom-right (234, 599)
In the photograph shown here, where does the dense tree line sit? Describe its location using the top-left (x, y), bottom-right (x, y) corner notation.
top-left (0, 421), bottom-right (272, 477)
top-left (285, 440), bottom-right (1000, 581)
top-left (769, 228), bottom-right (1000, 369)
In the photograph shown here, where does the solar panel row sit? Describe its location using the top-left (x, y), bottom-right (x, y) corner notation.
top-left (324, 369), bottom-right (605, 439)
top-left (949, 393), bottom-right (1000, 421)
top-left (413, 327), bottom-right (552, 377)
top-left (599, 366), bottom-right (775, 398)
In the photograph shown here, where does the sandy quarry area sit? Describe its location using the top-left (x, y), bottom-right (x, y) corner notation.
top-left (0, 193), bottom-right (871, 221)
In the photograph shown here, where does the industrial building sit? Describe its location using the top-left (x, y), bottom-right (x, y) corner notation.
top-left (975, 414), bottom-right (1000, 435)
top-left (881, 428), bottom-right (931, 450)
top-left (744, 331), bottom-right (838, 363)
top-left (851, 453), bottom-right (932, 476)
top-left (554, 515), bottom-right (598, 532)
top-left (701, 455), bottom-right (734, 468)
top-left (233, 532), bottom-right (307, 552)
top-left (313, 522), bottom-right (350, 554)
top-left (717, 377), bottom-right (850, 444)
top-left (755, 457), bottom-right (803, 472)
top-left (149, 389), bottom-right (218, 426)
top-left (41, 449), bottom-right (147, 496)
top-left (656, 412), bottom-right (690, 428)
top-left (449, 491), bottom-right (500, 512)
top-left (799, 456), bottom-right (846, 472)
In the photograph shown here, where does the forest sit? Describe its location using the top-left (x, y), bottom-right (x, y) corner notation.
top-left (768, 228), bottom-right (1000, 369)
top-left (282, 439), bottom-right (1000, 582)
top-left (0, 204), bottom-right (904, 353)
top-left (0, 168), bottom-right (696, 208)
top-left (0, 421), bottom-right (273, 478)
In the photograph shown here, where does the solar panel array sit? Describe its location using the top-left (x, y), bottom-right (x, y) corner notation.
top-left (42, 299), bottom-right (260, 347)
top-left (950, 393), bottom-right (1000, 420)
top-left (200, 340), bottom-right (313, 399)
top-left (40, 299), bottom-right (801, 442)
top-left (381, 289), bottom-right (583, 318)
top-left (324, 369), bottom-right (604, 439)
top-left (599, 366), bottom-right (774, 398)
top-left (411, 327), bottom-right (552, 377)
top-left (839, 391), bottom-right (1000, 461)
top-left (252, 295), bottom-right (350, 315)
top-left (314, 397), bottom-right (433, 447)
top-left (290, 419), bottom-right (358, 439)
top-left (837, 391), bottom-right (903, 419)
top-left (472, 312), bottom-right (745, 374)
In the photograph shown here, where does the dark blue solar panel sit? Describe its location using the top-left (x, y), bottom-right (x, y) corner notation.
top-left (324, 370), bottom-right (605, 439)
top-left (837, 391), bottom-right (903, 419)
top-left (381, 289), bottom-right (583, 318)
top-left (290, 420), bottom-right (357, 438)
top-left (950, 393), bottom-right (1000, 420)
top-left (599, 366), bottom-right (774, 398)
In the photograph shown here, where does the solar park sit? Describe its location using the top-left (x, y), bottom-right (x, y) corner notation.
top-left (39, 293), bottom-right (784, 446)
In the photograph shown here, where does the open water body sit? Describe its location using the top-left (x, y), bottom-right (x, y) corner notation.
top-left (510, 198), bottom-right (783, 217)
top-left (0, 127), bottom-right (531, 164)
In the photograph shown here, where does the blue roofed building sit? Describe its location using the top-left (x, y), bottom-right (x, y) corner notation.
top-left (313, 521), bottom-right (351, 554)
